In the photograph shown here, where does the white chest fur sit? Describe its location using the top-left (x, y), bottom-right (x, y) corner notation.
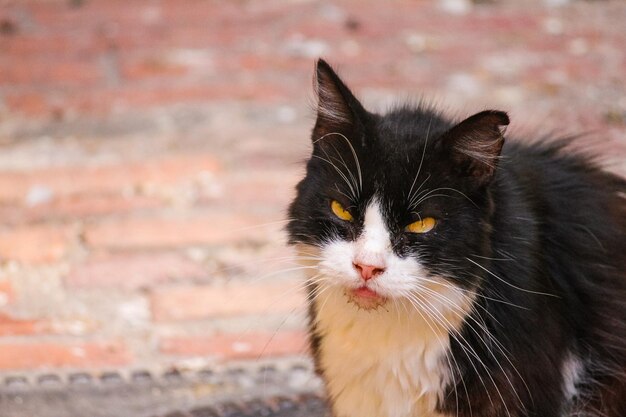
top-left (314, 288), bottom-right (454, 417)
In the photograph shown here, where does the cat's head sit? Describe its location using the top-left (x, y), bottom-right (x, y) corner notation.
top-left (287, 60), bottom-right (508, 313)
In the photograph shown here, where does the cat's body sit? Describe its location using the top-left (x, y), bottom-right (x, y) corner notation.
top-left (287, 60), bottom-right (626, 417)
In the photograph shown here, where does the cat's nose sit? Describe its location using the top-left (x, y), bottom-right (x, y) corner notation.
top-left (353, 262), bottom-right (386, 281)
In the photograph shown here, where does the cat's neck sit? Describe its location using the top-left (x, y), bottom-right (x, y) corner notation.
top-left (312, 285), bottom-right (458, 417)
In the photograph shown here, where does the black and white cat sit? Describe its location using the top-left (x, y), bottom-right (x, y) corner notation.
top-left (287, 60), bottom-right (626, 417)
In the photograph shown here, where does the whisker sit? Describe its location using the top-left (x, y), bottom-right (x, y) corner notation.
top-left (466, 258), bottom-right (559, 298)
top-left (411, 274), bottom-right (529, 311)
top-left (414, 285), bottom-right (530, 408)
top-left (312, 154), bottom-right (357, 201)
top-left (329, 143), bottom-right (360, 199)
top-left (402, 291), bottom-right (496, 411)
top-left (409, 174), bottom-right (432, 205)
top-left (407, 116), bottom-right (433, 204)
top-left (230, 218), bottom-right (292, 231)
top-left (240, 265), bottom-right (320, 286)
top-left (313, 131), bottom-right (363, 196)
top-left (411, 187), bottom-right (478, 209)
top-left (410, 291), bottom-right (509, 415)
top-left (397, 290), bottom-right (464, 413)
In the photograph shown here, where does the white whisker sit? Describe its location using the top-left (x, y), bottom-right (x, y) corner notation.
top-left (466, 258), bottom-right (558, 298)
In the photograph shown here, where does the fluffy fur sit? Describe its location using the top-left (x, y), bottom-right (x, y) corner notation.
top-left (287, 59), bottom-right (626, 417)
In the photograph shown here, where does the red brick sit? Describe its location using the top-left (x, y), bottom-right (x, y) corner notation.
top-left (0, 341), bottom-right (131, 370)
top-left (0, 194), bottom-right (163, 224)
top-left (120, 56), bottom-right (189, 81)
top-left (83, 212), bottom-right (274, 250)
top-left (0, 35), bottom-right (92, 57)
top-left (160, 331), bottom-right (308, 360)
top-left (0, 314), bottom-right (41, 336)
top-left (70, 81), bottom-right (291, 114)
top-left (66, 252), bottom-right (206, 290)
top-left (221, 171), bottom-right (301, 208)
top-left (3, 93), bottom-right (50, 116)
top-left (0, 314), bottom-right (97, 337)
top-left (30, 0), bottom-right (159, 32)
top-left (5, 81), bottom-right (293, 117)
top-left (0, 154), bottom-right (220, 204)
top-left (0, 59), bottom-right (103, 87)
top-left (42, 193), bottom-right (162, 220)
top-left (0, 225), bottom-right (74, 263)
top-left (0, 314), bottom-right (94, 336)
top-left (205, 244), bottom-right (300, 283)
top-left (0, 280), bottom-right (14, 306)
top-left (151, 281), bottom-right (305, 322)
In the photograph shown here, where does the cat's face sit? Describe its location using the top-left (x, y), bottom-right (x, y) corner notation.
top-left (288, 60), bottom-right (509, 312)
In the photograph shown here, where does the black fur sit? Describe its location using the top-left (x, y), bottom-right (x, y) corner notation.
top-left (287, 59), bottom-right (626, 417)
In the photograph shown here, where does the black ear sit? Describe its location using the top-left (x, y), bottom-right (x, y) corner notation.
top-left (440, 110), bottom-right (509, 184)
top-left (314, 59), bottom-right (366, 135)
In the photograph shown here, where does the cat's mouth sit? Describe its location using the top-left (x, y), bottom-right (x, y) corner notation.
top-left (345, 286), bottom-right (388, 311)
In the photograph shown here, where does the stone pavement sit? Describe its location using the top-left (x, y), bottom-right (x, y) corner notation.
top-left (0, 0), bottom-right (625, 386)
top-left (0, 358), bottom-right (327, 417)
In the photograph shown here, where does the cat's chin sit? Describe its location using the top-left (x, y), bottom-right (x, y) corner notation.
top-left (344, 286), bottom-right (388, 311)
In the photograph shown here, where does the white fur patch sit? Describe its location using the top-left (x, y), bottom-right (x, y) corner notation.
top-left (299, 200), bottom-right (474, 417)
top-left (561, 352), bottom-right (583, 401)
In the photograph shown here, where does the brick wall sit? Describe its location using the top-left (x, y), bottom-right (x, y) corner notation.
top-left (0, 0), bottom-right (624, 374)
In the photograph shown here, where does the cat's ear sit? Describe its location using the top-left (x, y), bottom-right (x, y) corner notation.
top-left (314, 59), bottom-right (366, 135)
top-left (440, 110), bottom-right (509, 184)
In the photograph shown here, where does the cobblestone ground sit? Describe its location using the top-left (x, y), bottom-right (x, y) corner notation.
top-left (0, 0), bottom-right (625, 381)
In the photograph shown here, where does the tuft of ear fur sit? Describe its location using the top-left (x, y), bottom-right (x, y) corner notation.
top-left (314, 59), bottom-right (365, 134)
top-left (440, 110), bottom-right (509, 184)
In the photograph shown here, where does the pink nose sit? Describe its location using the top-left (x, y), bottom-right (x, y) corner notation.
top-left (353, 262), bottom-right (386, 281)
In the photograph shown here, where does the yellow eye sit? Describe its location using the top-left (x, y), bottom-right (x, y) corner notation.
top-left (331, 200), bottom-right (353, 222)
top-left (406, 217), bottom-right (437, 234)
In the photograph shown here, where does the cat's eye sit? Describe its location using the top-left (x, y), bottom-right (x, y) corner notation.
top-left (330, 200), bottom-right (353, 222)
top-left (406, 217), bottom-right (437, 234)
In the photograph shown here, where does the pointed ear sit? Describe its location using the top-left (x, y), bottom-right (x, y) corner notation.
top-left (440, 110), bottom-right (509, 184)
top-left (314, 59), bottom-right (365, 135)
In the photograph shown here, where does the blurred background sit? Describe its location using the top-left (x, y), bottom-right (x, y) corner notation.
top-left (0, 0), bottom-right (625, 416)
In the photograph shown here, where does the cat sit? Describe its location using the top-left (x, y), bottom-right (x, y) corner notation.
top-left (286, 59), bottom-right (626, 417)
